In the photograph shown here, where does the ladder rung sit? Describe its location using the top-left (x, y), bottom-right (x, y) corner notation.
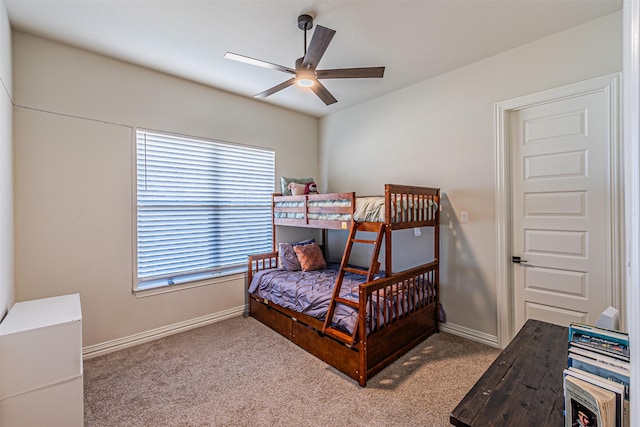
top-left (334, 297), bottom-right (359, 309)
top-left (352, 238), bottom-right (377, 245)
top-left (323, 327), bottom-right (353, 344)
top-left (355, 222), bottom-right (384, 232)
top-left (343, 266), bottom-right (369, 276)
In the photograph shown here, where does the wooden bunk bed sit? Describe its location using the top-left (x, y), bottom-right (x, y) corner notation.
top-left (247, 184), bottom-right (440, 386)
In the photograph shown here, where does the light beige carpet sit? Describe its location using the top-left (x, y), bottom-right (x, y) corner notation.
top-left (84, 316), bottom-right (500, 427)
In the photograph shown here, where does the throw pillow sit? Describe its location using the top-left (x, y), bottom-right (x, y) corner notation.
top-left (278, 238), bottom-right (315, 271)
top-left (293, 243), bottom-right (327, 272)
top-left (281, 176), bottom-right (315, 196)
top-left (288, 182), bottom-right (306, 196)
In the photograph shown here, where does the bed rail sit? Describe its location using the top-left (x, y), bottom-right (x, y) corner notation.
top-left (271, 185), bottom-right (439, 236)
top-left (384, 184), bottom-right (440, 229)
top-left (247, 251), bottom-right (278, 287)
top-left (359, 260), bottom-right (438, 337)
top-left (382, 184), bottom-right (440, 276)
top-left (272, 192), bottom-right (356, 231)
top-left (356, 260), bottom-right (439, 385)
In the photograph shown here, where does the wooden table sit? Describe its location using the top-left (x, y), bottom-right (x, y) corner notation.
top-left (450, 319), bottom-right (568, 427)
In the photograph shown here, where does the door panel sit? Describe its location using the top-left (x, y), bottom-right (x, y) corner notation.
top-left (524, 266), bottom-right (585, 296)
top-left (524, 150), bottom-right (587, 179)
top-left (511, 91), bottom-right (610, 330)
top-left (525, 229), bottom-right (586, 256)
top-left (524, 109), bottom-right (587, 143)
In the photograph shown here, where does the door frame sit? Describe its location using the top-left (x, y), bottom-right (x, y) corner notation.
top-left (623, 0), bottom-right (640, 420)
top-left (494, 73), bottom-right (622, 348)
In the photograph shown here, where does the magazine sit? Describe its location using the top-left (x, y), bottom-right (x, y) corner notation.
top-left (568, 346), bottom-right (630, 373)
top-left (565, 368), bottom-right (626, 427)
top-left (564, 375), bottom-right (616, 427)
top-left (569, 323), bottom-right (630, 361)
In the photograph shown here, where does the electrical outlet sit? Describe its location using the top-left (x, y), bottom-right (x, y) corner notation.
top-left (460, 211), bottom-right (469, 223)
top-left (414, 227), bottom-right (421, 237)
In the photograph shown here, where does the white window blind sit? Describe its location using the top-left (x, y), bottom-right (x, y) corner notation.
top-left (136, 130), bottom-right (274, 290)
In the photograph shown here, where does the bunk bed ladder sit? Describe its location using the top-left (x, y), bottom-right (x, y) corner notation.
top-left (322, 221), bottom-right (385, 346)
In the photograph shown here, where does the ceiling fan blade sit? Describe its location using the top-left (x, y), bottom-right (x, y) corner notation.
top-left (316, 67), bottom-right (385, 79)
top-left (302, 25), bottom-right (336, 70)
top-left (225, 52), bottom-right (295, 74)
top-left (255, 78), bottom-right (296, 99)
top-left (310, 80), bottom-right (337, 105)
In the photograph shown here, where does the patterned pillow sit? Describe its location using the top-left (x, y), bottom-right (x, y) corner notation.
top-left (278, 238), bottom-right (315, 271)
top-left (293, 243), bottom-right (327, 272)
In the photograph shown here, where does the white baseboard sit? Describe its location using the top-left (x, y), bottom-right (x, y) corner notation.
top-left (82, 305), bottom-right (245, 360)
top-left (83, 309), bottom-right (499, 359)
top-left (439, 322), bottom-right (500, 348)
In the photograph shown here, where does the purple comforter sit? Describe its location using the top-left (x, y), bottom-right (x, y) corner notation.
top-left (248, 263), bottom-right (381, 334)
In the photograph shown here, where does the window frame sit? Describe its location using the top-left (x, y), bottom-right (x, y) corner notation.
top-left (132, 128), bottom-right (275, 295)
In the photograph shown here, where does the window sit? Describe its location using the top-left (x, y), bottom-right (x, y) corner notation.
top-left (135, 130), bottom-right (274, 291)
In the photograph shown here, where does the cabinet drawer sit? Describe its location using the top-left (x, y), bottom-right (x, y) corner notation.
top-left (2, 374), bottom-right (84, 427)
top-left (0, 294), bottom-right (82, 399)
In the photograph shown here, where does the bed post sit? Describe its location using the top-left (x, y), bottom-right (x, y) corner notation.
top-left (435, 189), bottom-right (440, 331)
top-left (358, 286), bottom-right (368, 387)
top-left (434, 189), bottom-right (440, 263)
top-left (384, 185), bottom-right (392, 276)
top-left (322, 228), bottom-right (328, 259)
top-left (271, 193), bottom-right (277, 251)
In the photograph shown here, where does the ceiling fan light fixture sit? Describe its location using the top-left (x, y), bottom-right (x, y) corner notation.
top-left (296, 77), bottom-right (315, 87)
top-left (296, 68), bottom-right (316, 87)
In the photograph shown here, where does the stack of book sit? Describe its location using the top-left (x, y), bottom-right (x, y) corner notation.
top-left (563, 322), bottom-right (630, 427)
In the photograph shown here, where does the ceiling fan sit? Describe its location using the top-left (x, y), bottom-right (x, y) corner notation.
top-left (224, 14), bottom-right (385, 105)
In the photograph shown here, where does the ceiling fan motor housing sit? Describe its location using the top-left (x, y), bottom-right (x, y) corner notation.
top-left (297, 14), bottom-right (313, 31)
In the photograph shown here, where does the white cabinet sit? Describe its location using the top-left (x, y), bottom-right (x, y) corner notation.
top-left (0, 294), bottom-right (83, 427)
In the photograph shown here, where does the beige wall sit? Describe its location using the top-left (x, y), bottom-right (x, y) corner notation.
top-left (0, 0), bottom-right (13, 320)
top-left (12, 31), bottom-right (318, 348)
top-left (319, 11), bottom-right (623, 341)
top-left (9, 10), bottom-right (624, 349)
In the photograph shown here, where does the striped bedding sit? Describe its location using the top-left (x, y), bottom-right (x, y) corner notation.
top-left (274, 196), bottom-right (438, 222)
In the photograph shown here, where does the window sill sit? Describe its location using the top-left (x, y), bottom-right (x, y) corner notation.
top-left (133, 271), bottom-right (246, 298)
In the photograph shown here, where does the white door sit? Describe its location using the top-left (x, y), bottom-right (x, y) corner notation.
top-left (511, 90), bottom-right (612, 331)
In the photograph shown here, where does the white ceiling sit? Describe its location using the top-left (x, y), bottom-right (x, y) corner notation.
top-left (5, 0), bottom-right (622, 117)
